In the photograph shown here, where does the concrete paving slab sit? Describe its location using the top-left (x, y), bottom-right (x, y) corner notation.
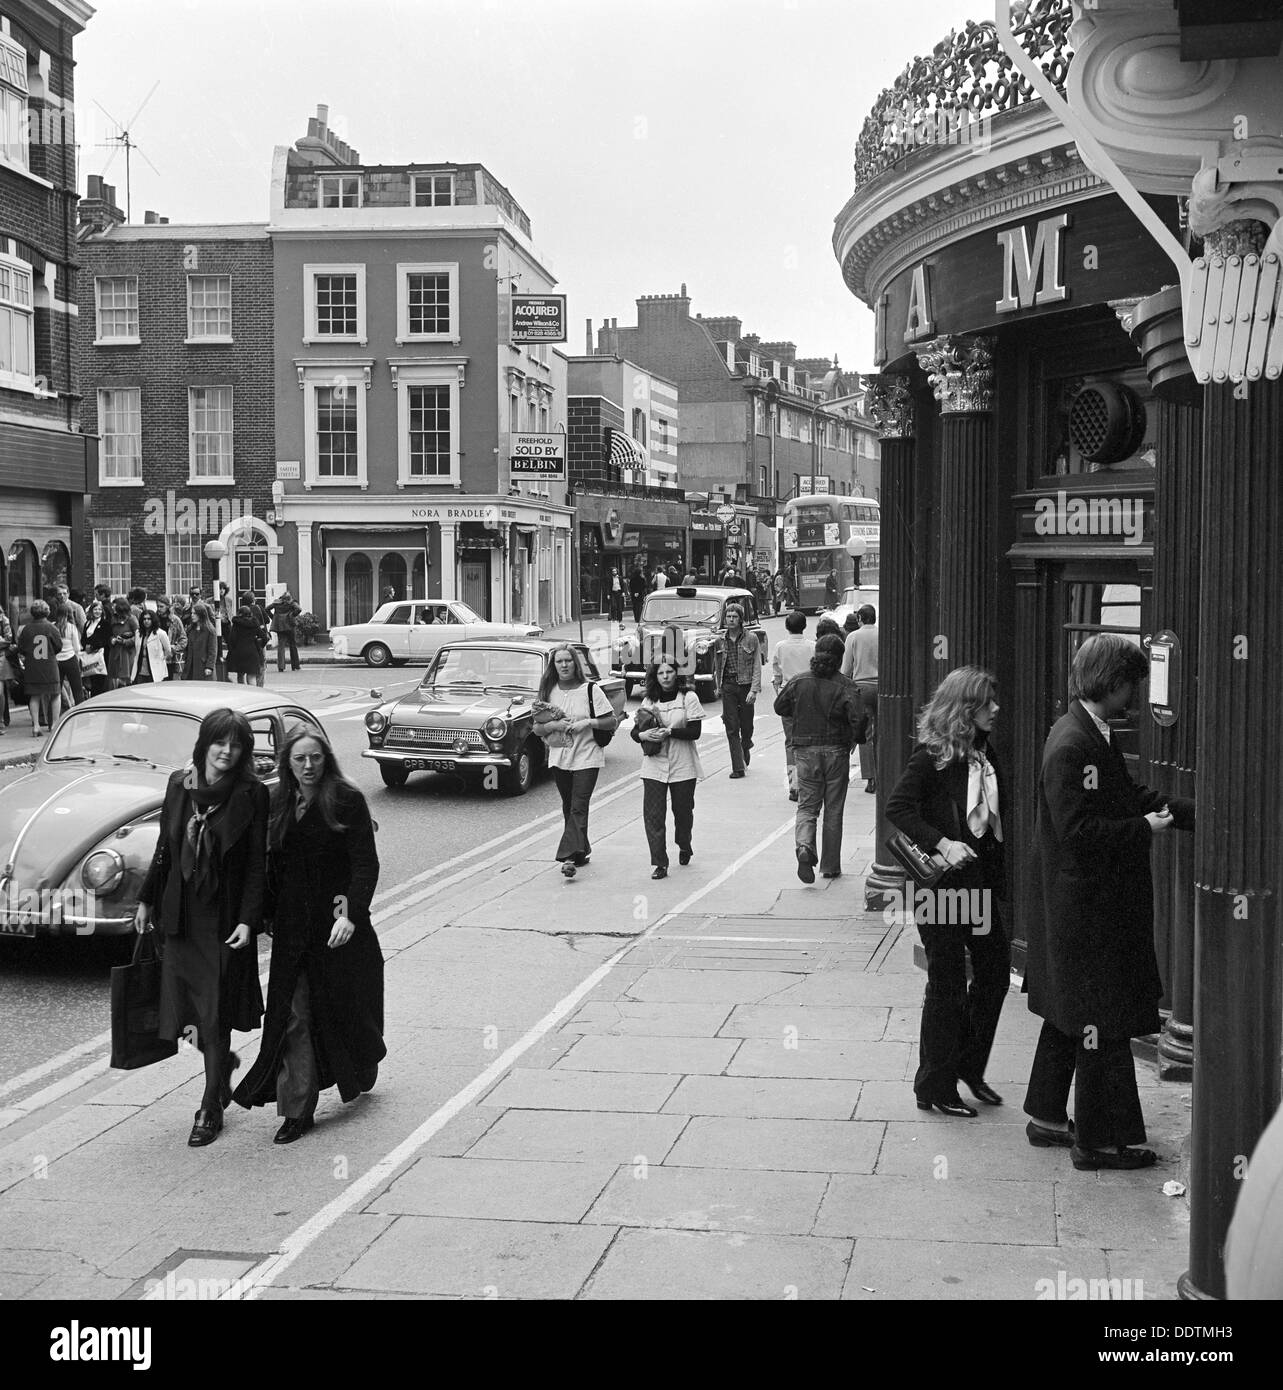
top-left (478, 1067), bottom-right (679, 1112)
top-left (875, 1120), bottom-right (1073, 1180)
top-left (1103, 1244), bottom-right (1184, 1301)
top-left (814, 1174), bottom-right (1057, 1245)
top-left (840, 1237), bottom-right (1110, 1300)
top-left (727, 1038), bottom-right (912, 1081)
top-left (581, 1227), bottom-right (852, 1300)
top-left (1055, 1174), bottom-right (1190, 1254)
top-left (370, 1156), bottom-right (616, 1223)
top-left (623, 968), bottom-right (804, 1003)
top-left (904, 1041), bottom-right (1035, 1086)
top-left (421, 1108), bottom-right (502, 1157)
top-left (719, 1004), bottom-right (891, 1041)
top-left (465, 1109), bottom-right (688, 1165)
top-left (338, 1215), bottom-right (617, 1299)
top-left (565, 1001), bottom-right (733, 1037)
top-left (854, 1080), bottom-right (949, 1121)
top-left (0, 1103), bottom-right (134, 1194)
top-left (663, 1075), bottom-right (860, 1121)
top-left (272, 1212), bottom-right (397, 1289)
top-left (0, 1268), bottom-right (45, 1298)
top-left (26, 1272), bottom-right (134, 1300)
top-left (666, 1116), bottom-right (884, 1174)
top-left (583, 1163), bottom-right (829, 1236)
top-left (772, 973), bottom-right (926, 1007)
top-left (555, 1035), bottom-right (740, 1075)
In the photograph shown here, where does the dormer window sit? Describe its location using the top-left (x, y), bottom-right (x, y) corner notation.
top-left (318, 174), bottom-right (361, 209)
top-left (413, 173), bottom-right (454, 207)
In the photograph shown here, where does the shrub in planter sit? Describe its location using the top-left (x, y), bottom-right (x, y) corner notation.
top-left (296, 611), bottom-right (321, 646)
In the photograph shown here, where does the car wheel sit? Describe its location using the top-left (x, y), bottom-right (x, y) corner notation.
top-left (502, 739), bottom-right (538, 795)
top-left (699, 663), bottom-right (723, 704)
top-left (364, 642), bottom-right (393, 668)
top-left (379, 763), bottom-right (410, 788)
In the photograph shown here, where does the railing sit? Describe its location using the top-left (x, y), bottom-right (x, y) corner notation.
top-left (852, 0), bottom-right (1073, 192)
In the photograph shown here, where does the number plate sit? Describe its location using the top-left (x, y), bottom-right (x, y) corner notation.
top-left (0, 916), bottom-right (37, 939)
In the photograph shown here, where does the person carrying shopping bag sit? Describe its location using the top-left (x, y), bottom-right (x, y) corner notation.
top-left (632, 658), bottom-right (704, 879)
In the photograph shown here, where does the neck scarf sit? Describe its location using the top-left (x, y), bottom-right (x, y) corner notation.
top-left (180, 768), bottom-right (240, 903)
top-left (967, 746), bottom-right (1003, 841)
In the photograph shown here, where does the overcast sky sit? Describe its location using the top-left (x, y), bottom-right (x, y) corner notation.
top-left (76, 0), bottom-right (981, 371)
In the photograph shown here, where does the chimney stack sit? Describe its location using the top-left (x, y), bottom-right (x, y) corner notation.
top-left (586, 318), bottom-right (593, 354)
top-left (78, 174), bottom-right (125, 234)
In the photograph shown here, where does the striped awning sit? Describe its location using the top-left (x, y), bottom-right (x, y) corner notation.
top-left (607, 428), bottom-right (648, 469)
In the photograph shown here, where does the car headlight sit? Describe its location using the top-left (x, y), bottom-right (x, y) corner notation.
top-left (82, 849), bottom-right (124, 893)
top-left (694, 638), bottom-right (712, 654)
top-left (365, 710), bottom-right (388, 733)
top-left (483, 716), bottom-right (507, 741)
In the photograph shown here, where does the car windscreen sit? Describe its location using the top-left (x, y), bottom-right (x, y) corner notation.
top-left (450, 602), bottom-right (482, 623)
top-left (641, 597), bottom-right (721, 623)
top-left (423, 647), bottom-right (544, 690)
top-left (45, 708), bottom-right (199, 767)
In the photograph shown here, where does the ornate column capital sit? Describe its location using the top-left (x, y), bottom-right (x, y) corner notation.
top-left (863, 374), bottom-right (915, 440)
top-left (913, 335), bottom-right (995, 414)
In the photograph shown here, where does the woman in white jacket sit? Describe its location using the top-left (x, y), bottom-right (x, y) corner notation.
top-left (130, 608), bottom-right (173, 684)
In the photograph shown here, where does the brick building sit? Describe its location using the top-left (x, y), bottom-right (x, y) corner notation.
top-left (565, 353), bottom-right (685, 612)
top-left (592, 288), bottom-right (880, 577)
top-left (76, 186), bottom-right (276, 603)
top-left (270, 106), bottom-right (572, 629)
top-left (0, 0), bottom-right (96, 622)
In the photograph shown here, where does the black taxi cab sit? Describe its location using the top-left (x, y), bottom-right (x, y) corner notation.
top-left (613, 586), bottom-right (768, 701)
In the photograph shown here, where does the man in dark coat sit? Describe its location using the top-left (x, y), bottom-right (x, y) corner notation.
top-left (1022, 633), bottom-right (1194, 1170)
top-left (627, 565), bottom-right (647, 624)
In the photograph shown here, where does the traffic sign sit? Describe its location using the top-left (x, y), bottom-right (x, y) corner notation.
top-left (715, 504), bottom-right (736, 523)
top-left (727, 521), bottom-right (742, 539)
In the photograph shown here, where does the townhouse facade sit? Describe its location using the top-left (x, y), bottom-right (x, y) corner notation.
top-left (75, 187), bottom-right (276, 603)
top-left (269, 107), bottom-right (572, 629)
top-left (565, 353), bottom-right (685, 611)
top-left (0, 0), bottom-right (95, 623)
top-left (590, 288), bottom-right (880, 577)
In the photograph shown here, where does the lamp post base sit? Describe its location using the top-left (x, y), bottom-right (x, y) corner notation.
top-left (1176, 1270), bottom-right (1217, 1301)
top-left (864, 859), bottom-right (906, 914)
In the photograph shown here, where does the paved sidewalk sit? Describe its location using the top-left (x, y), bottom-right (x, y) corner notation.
top-left (0, 711), bottom-right (1192, 1301)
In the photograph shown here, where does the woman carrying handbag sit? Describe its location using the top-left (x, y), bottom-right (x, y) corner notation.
top-left (134, 709), bottom-right (267, 1147)
top-left (631, 658), bottom-right (703, 880)
top-left (885, 666), bottom-right (1010, 1118)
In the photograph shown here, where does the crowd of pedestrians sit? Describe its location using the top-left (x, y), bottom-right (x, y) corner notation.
top-left (0, 580), bottom-right (304, 738)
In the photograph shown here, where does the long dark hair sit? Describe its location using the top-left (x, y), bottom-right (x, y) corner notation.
top-left (268, 725), bottom-right (364, 849)
top-left (810, 634), bottom-right (845, 679)
top-left (537, 644), bottom-right (588, 702)
top-left (916, 666), bottom-right (999, 770)
top-left (644, 659), bottom-right (687, 702)
top-left (191, 708), bottom-right (256, 783)
top-left (138, 609), bottom-right (160, 636)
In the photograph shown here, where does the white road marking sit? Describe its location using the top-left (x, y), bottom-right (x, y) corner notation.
top-left (0, 1057), bottom-right (110, 1129)
top-left (0, 1032), bottom-right (113, 1102)
top-left (225, 810), bottom-right (799, 1300)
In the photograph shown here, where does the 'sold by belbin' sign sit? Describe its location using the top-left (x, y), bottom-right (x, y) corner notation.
top-left (511, 294), bottom-right (567, 343)
top-left (510, 433), bottom-right (566, 480)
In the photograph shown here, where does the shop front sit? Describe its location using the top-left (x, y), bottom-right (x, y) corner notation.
top-left (688, 507), bottom-right (724, 580)
top-left (573, 490), bottom-right (688, 613)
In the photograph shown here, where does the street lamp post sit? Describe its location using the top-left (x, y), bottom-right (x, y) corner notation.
top-left (203, 539), bottom-right (227, 681)
top-left (846, 532), bottom-right (868, 588)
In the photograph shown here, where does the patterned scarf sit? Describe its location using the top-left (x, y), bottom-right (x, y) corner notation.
top-left (179, 769), bottom-right (239, 903)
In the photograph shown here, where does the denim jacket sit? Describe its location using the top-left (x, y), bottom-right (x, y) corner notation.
top-left (720, 628), bottom-right (761, 693)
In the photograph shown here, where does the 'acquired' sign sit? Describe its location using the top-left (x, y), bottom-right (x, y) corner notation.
top-left (511, 294), bottom-right (567, 343)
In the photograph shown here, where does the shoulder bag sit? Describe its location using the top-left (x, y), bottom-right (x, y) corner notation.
top-left (110, 931), bottom-right (178, 1070)
top-left (588, 681), bottom-right (619, 747)
top-left (885, 787), bottom-right (963, 890)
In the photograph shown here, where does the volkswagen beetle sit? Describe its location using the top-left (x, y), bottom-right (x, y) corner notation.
top-left (0, 685), bottom-right (327, 942)
top-left (362, 637), bottom-right (626, 795)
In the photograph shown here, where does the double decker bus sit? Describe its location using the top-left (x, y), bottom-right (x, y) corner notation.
top-left (781, 495), bottom-right (880, 612)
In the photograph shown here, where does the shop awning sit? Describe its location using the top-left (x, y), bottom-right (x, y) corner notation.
top-left (607, 429), bottom-right (648, 469)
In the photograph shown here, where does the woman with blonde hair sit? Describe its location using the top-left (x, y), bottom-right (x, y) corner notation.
top-left (533, 644), bottom-right (616, 879)
top-left (886, 666), bottom-right (1010, 1118)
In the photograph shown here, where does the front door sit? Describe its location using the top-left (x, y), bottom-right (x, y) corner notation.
top-left (461, 555), bottom-right (490, 619)
top-left (235, 541), bottom-right (268, 600)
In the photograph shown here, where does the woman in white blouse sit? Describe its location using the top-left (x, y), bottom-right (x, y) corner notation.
top-left (130, 608), bottom-right (173, 685)
top-left (631, 658), bottom-right (704, 879)
top-left (533, 645), bottom-right (617, 880)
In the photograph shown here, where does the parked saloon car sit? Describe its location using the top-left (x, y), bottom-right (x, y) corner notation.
top-left (363, 638), bottom-right (626, 795)
top-left (330, 598), bottom-right (543, 668)
top-left (0, 686), bottom-right (327, 942)
top-left (614, 585), bottom-right (768, 701)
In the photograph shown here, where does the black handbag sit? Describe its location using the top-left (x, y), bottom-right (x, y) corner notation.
top-left (588, 681), bottom-right (618, 747)
top-left (110, 931), bottom-right (178, 1070)
top-left (634, 705), bottom-right (664, 757)
top-left (885, 831), bottom-right (950, 889)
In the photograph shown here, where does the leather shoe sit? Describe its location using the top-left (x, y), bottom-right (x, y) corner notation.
top-left (274, 1115), bottom-right (315, 1145)
top-left (796, 846), bottom-right (817, 884)
top-left (916, 1096), bottom-right (978, 1118)
top-left (188, 1106), bottom-right (223, 1147)
top-left (961, 1078), bottom-right (1003, 1106)
top-left (651, 865), bottom-right (668, 879)
top-left (729, 770), bottom-right (745, 779)
top-left (678, 849), bottom-right (692, 866)
top-left (788, 790), bottom-right (798, 802)
top-left (743, 749), bottom-right (751, 766)
top-left (1071, 1144), bottom-right (1157, 1171)
top-left (822, 870), bottom-right (842, 879)
top-left (1026, 1119), bottom-right (1076, 1148)
top-left (561, 862), bottom-right (576, 879)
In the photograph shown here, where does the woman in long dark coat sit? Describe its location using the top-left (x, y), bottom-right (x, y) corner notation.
top-left (886, 665), bottom-right (1010, 1117)
top-left (1022, 633), bottom-right (1194, 1169)
top-left (16, 598), bottom-right (62, 736)
top-left (233, 727), bottom-right (383, 1143)
top-left (135, 708), bottom-right (267, 1146)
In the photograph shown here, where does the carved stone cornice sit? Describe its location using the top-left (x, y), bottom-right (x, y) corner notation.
top-left (1109, 296), bottom-right (1145, 336)
top-left (913, 335), bottom-right (995, 414)
top-left (863, 374), bottom-right (916, 439)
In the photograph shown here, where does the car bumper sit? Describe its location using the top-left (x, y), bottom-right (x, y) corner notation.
top-left (362, 747), bottom-right (513, 770)
top-left (0, 909), bottom-right (136, 939)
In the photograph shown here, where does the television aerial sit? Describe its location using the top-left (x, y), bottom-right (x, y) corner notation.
top-left (94, 81), bottom-right (161, 223)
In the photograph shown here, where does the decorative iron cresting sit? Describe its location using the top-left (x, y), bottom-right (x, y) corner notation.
top-left (853, 0), bottom-right (1074, 191)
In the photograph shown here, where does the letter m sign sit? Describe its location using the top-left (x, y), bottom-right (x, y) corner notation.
top-left (995, 213), bottom-right (1069, 314)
